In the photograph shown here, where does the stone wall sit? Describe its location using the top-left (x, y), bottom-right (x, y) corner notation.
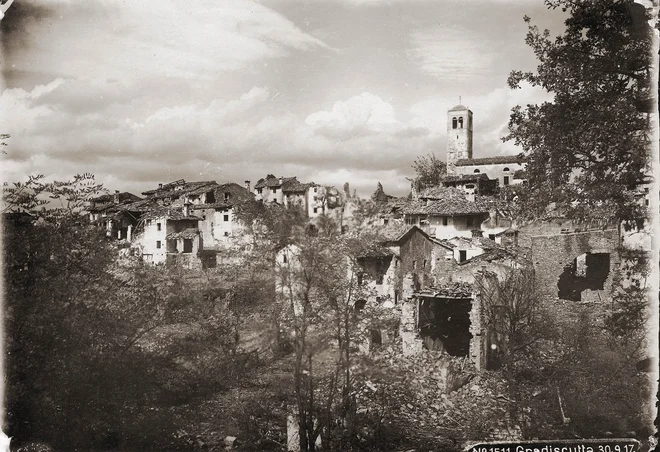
top-left (530, 230), bottom-right (619, 301)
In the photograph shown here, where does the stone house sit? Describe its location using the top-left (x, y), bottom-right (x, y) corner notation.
top-left (402, 187), bottom-right (490, 239)
top-left (399, 281), bottom-right (487, 370)
top-left (87, 191), bottom-right (143, 239)
top-left (438, 173), bottom-right (498, 199)
top-left (253, 175), bottom-right (342, 220)
top-left (141, 179), bottom-right (219, 206)
top-left (135, 205), bottom-right (205, 268)
top-left (191, 182), bottom-right (254, 249)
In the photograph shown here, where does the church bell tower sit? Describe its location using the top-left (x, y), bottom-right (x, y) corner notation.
top-left (446, 102), bottom-right (473, 175)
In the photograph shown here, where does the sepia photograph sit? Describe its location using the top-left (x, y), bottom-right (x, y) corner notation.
top-left (0, 0), bottom-right (657, 451)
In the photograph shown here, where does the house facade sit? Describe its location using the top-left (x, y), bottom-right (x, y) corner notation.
top-left (404, 187), bottom-right (490, 239)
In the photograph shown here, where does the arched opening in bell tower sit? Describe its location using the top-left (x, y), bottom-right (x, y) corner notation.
top-left (458, 117), bottom-right (463, 128)
top-left (452, 117), bottom-right (458, 129)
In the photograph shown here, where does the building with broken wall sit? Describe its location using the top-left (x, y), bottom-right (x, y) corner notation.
top-left (398, 280), bottom-right (488, 371)
top-left (529, 229), bottom-right (620, 302)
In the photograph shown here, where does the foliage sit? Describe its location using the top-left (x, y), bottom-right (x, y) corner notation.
top-left (411, 153), bottom-right (447, 191)
top-left (506, 0), bottom-right (653, 224)
top-left (3, 175), bottom-right (258, 450)
top-left (476, 269), bottom-right (553, 374)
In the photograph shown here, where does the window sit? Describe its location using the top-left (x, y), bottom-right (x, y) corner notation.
top-left (257, 188), bottom-right (263, 194)
top-left (383, 218), bottom-right (389, 225)
top-left (423, 259), bottom-right (427, 268)
top-left (442, 217), bottom-right (448, 226)
top-left (458, 117), bottom-right (463, 128)
top-left (313, 187), bottom-right (317, 193)
top-left (313, 207), bottom-right (318, 214)
top-left (459, 250), bottom-right (467, 262)
top-left (224, 214), bottom-right (229, 222)
top-left (503, 167), bottom-right (510, 172)
top-left (465, 184), bottom-right (475, 189)
top-left (357, 273), bottom-right (363, 285)
top-left (376, 275), bottom-right (383, 285)
top-left (156, 240), bottom-right (161, 249)
top-left (224, 192), bottom-right (230, 201)
top-left (489, 234), bottom-right (496, 240)
top-left (394, 259), bottom-right (399, 268)
top-left (503, 176), bottom-right (510, 186)
top-left (452, 117), bottom-right (457, 129)
top-left (183, 239), bottom-right (193, 253)
top-left (283, 254), bottom-right (288, 264)
top-left (146, 219), bottom-right (152, 226)
top-left (413, 260), bottom-right (417, 270)
top-left (224, 231), bottom-right (229, 237)
top-left (474, 169), bottom-right (480, 173)
top-left (272, 188), bottom-right (278, 193)
top-left (157, 222), bottom-right (161, 231)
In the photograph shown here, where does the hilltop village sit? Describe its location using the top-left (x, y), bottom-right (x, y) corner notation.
top-left (86, 104), bottom-right (649, 359)
top-left (81, 104), bottom-right (650, 447)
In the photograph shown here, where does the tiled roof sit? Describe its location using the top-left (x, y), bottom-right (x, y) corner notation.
top-left (448, 104), bottom-right (469, 112)
top-left (254, 176), bottom-right (298, 189)
top-left (404, 188), bottom-right (487, 216)
top-left (142, 207), bottom-right (202, 221)
top-left (88, 192), bottom-right (143, 212)
top-left (116, 199), bottom-right (157, 212)
top-left (166, 228), bottom-right (200, 240)
top-left (418, 186), bottom-right (468, 200)
top-left (282, 180), bottom-right (313, 193)
top-left (454, 155), bottom-right (526, 166)
top-left (415, 282), bottom-right (473, 299)
top-left (141, 180), bottom-right (216, 198)
top-left (89, 192), bottom-right (142, 204)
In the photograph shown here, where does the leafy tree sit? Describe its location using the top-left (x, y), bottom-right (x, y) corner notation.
top-left (506, 0), bottom-right (653, 224)
top-left (410, 153), bottom-right (447, 191)
top-left (3, 175), bottom-right (256, 450)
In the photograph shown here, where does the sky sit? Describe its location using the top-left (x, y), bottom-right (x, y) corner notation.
top-left (0, 0), bottom-right (567, 197)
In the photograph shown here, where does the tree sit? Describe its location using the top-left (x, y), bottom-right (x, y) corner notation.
top-left (506, 0), bottom-right (653, 224)
top-left (475, 269), bottom-right (551, 375)
top-left (410, 153), bottom-right (447, 191)
top-left (3, 175), bottom-right (256, 450)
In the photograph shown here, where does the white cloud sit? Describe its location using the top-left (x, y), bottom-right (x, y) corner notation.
top-left (408, 27), bottom-right (497, 81)
top-left (8, 0), bottom-right (331, 82)
top-left (305, 92), bottom-right (403, 137)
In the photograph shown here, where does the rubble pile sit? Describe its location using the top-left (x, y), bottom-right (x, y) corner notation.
top-left (356, 342), bottom-right (521, 443)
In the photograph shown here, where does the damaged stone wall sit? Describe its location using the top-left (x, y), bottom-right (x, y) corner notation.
top-left (530, 230), bottom-right (619, 301)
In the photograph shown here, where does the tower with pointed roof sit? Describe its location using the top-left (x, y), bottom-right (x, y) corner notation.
top-left (446, 103), bottom-right (473, 175)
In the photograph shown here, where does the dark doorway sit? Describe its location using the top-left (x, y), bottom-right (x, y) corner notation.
top-left (418, 297), bottom-right (472, 357)
top-left (459, 250), bottom-right (467, 263)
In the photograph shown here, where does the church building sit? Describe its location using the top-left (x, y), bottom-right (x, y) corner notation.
top-left (445, 104), bottom-right (526, 188)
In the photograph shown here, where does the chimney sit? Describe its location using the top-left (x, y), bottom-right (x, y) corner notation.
top-left (472, 229), bottom-right (483, 238)
top-left (158, 183), bottom-right (163, 189)
top-left (279, 177), bottom-right (283, 185)
top-left (245, 180), bottom-right (251, 192)
top-left (183, 202), bottom-right (191, 217)
top-left (113, 190), bottom-right (120, 204)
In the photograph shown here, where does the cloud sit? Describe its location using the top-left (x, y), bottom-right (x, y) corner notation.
top-left (305, 92), bottom-right (403, 139)
top-left (408, 27), bottom-right (498, 81)
top-left (1, 77), bottom-right (552, 198)
top-left (2, 0), bottom-right (331, 82)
